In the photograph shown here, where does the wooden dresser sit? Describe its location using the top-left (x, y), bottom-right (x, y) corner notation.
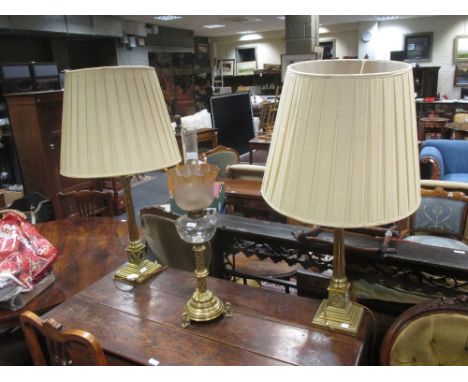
top-left (5, 90), bottom-right (96, 219)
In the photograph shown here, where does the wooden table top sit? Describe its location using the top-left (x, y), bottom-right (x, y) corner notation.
top-left (0, 217), bottom-right (128, 331)
top-left (446, 122), bottom-right (468, 132)
top-left (44, 267), bottom-right (373, 365)
top-left (249, 136), bottom-right (272, 146)
top-left (222, 178), bottom-right (263, 199)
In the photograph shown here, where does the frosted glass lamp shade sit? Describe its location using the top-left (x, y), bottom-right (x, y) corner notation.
top-left (167, 164), bottom-right (219, 212)
top-left (261, 60), bottom-right (421, 228)
top-left (60, 66), bottom-right (181, 178)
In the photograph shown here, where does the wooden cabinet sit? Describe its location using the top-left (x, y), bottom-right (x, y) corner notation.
top-left (413, 66), bottom-right (440, 98)
top-left (418, 117), bottom-right (450, 140)
top-left (5, 90), bottom-right (96, 219)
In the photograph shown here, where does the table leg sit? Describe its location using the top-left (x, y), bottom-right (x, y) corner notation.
top-left (249, 148), bottom-right (253, 164)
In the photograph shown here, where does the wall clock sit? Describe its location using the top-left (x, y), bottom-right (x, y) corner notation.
top-left (361, 31), bottom-right (372, 43)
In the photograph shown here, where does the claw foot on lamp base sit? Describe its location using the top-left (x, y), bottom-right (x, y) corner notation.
top-left (181, 296), bottom-right (232, 329)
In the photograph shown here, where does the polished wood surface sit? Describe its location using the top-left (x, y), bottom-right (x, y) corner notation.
top-left (222, 178), bottom-right (285, 221)
top-left (248, 136), bottom-right (271, 164)
top-left (223, 178), bottom-right (262, 198)
top-left (223, 178), bottom-right (266, 209)
top-left (44, 267), bottom-right (373, 365)
top-left (20, 311), bottom-right (107, 366)
top-left (0, 218), bottom-right (128, 331)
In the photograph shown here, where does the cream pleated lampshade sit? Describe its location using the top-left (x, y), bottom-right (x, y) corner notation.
top-left (261, 60), bottom-right (421, 228)
top-left (60, 66), bottom-right (181, 178)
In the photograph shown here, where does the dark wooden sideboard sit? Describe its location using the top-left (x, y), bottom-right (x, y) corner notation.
top-left (5, 91), bottom-right (96, 218)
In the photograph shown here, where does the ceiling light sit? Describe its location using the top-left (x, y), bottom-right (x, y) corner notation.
top-left (237, 30), bottom-right (256, 34)
top-left (376, 16), bottom-right (399, 21)
top-left (203, 24), bottom-right (226, 29)
top-left (277, 16), bottom-right (286, 20)
top-left (245, 17), bottom-right (262, 22)
top-left (154, 16), bottom-right (182, 21)
top-left (239, 33), bottom-right (262, 41)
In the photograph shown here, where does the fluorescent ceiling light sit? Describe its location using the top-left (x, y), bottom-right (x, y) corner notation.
top-left (376, 16), bottom-right (399, 21)
top-left (239, 33), bottom-right (262, 41)
top-left (277, 16), bottom-right (286, 20)
top-left (237, 30), bottom-right (257, 34)
top-left (203, 24), bottom-right (226, 29)
top-left (245, 17), bottom-right (262, 22)
top-left (319, 26), bottom-right (329, 34)
top-left (154, 16), bottom-right (182, 21)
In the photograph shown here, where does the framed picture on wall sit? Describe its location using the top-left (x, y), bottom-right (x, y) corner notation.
top-left (219, 59), bottom-right (235, 76)
top-left (237, 61), bottom-right (257, 76)
top-left (404, 32), bottom-right (433, 62)
top-left (281, 54), bottom-right (316, 81)
top-left (453, 35), bottom-right (468, 63)
top-left (454, 64), bottom-right (468, 87)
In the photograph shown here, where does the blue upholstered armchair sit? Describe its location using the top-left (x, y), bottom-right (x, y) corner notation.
top-left (420, 140), bottom-right (468, 182)
top-left (400, 185), bottom-right (468, 251)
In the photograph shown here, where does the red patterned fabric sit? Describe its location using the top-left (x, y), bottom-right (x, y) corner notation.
top-left (0, 212), bottom-right (57, 292)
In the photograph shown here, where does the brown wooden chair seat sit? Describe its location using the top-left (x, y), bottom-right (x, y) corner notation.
top-left (20, 311), bottom-right (107, 366)
top-left (58, 190), bottom-right (114, 218)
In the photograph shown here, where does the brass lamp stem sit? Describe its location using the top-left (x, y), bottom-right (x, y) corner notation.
top-left (193, 244), bottom-right (209, 293)
top-left (112, 175), bottom-right (165, 283)
top-left (331, 228), bottom-right (348, 290)
top-left (311, 227), bottom-right (364, 335)
top-left (120, 175), bottom-right (139, 243)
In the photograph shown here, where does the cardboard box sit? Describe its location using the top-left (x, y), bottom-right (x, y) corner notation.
top-left (0, 189), bottom-right (24, 208)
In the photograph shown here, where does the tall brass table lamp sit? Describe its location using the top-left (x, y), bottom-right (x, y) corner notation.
top-left (262, 60), bottom-right (421, 335)
top-left (60, 66), bottom-right (181, 283)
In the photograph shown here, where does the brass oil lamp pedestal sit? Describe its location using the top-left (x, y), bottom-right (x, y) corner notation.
top-left (167, 164), bottom-right (232, 329)
top-left (182, 242), bottom-right (231, 328)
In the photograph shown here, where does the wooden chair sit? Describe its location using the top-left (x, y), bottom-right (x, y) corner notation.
top-left (20, 311), bottom-right (107, 366)
top-left (399, 185), bottom-right (468, 250)
top-left (380, 296), bottom-right (468, 365)
top-left (58, 190), bottom-right (114, 218)
top-left (258, 101), bottom-right (279, 138)
top-left (202, 145), bottom-right (240, 178)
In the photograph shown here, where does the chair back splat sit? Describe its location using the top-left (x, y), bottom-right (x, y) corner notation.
top-left (20, 311), bottom-right (107, 366)
top-left (58, 190), bottom-right (114, 218)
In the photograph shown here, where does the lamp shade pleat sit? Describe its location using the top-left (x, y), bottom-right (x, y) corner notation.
top-left (60, 66), bottom-right (181, 178)
top-left (261, 60), bottom-right (421, 228)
